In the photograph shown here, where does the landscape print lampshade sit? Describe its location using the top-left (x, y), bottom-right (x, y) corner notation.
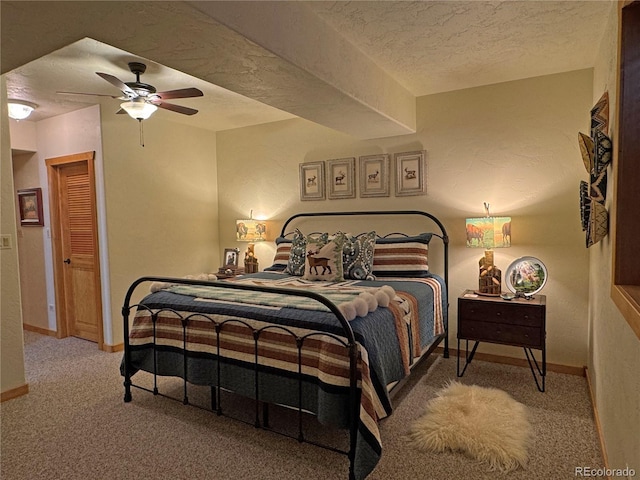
top-left (466, 215), bottom-right (511, 295)
top-left (465, 216), bottom-right (512, 249)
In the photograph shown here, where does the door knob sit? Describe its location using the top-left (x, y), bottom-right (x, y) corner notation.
top-left (63, 258), bottom-right (71, 264)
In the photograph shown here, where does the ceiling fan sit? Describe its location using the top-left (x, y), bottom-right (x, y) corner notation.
top-left (58, 61), bottom-right (204, 121)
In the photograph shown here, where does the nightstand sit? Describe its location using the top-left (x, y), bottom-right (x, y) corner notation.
top-left (457, 290), bottom-right (547, 391)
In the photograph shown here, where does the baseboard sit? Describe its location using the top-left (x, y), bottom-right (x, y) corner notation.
top-left (23, 323), bottom-right (57, 337)
top-left (1, 383), bottom-right (29, 402)
top-left (102, 343), bottom-right (124, 353)
top-left (435, 346), bottom-right (586, 376)
top-left (585, 367), bottom-right (610, 474)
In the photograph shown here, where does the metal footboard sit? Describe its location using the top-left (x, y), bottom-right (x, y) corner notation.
top-left (122, 276), bottom-right (361, 479)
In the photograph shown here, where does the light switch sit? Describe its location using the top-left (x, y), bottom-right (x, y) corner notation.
top-left (0, 234), bottom-right (12, 249)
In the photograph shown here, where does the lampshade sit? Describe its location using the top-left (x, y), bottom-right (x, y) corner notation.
top-left (466, 217), bottom-right (511, 248)
top-left (8, 100), bottom-right (37, 120)
top-left (120, 99), bottom-right (158, 120)
top-left (236, 219), bottom-right (267, 242)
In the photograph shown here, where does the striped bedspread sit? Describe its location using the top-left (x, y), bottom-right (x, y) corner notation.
top-left (125, 272), bottom-right (446, 479)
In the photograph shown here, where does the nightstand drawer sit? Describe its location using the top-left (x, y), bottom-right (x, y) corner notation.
top-left (458, 300), bottom-right (543, 327)
top-left (458, 319), bottom-right (543, 348)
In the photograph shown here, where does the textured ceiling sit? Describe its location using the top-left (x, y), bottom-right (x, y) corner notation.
top-left (2, 1), bottom-right (613, 136)
top-left (307, 1), bottom-right (613, 96)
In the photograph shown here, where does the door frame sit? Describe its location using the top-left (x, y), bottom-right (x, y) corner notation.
top-left (46, 151), bottom-right (104, 349)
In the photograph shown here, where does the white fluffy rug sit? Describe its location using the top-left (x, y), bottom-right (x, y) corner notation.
top-left (408, 381), bottom-right (532, 472)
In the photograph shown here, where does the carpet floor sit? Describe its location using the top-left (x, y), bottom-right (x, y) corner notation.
top-left (1, 332), bottom-right (605, 479)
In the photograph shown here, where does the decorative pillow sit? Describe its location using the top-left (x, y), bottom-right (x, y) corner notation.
top-left (372, 233), bottom-right (431, 278)
top-left (264, 236), bottom-right (291, 272)
top-left (285, 229), bottom-right (328, 276)
top-left (338, 231), bottom-right (376, 280)
top-left (303, 235), bottom-right (344, 282)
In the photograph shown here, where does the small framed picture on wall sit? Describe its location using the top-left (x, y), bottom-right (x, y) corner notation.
top-left (299, 161), bottom-right (325, 201)
top-left (359, 154), bottom-right (390, 197)
top-left (394, 150), bottom-right (427, 196)
top-left (327, 157), bottom-right (356, 199)
top-left (17, 188), bottom-right (44, 226)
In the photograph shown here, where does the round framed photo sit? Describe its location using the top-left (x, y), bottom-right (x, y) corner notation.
top-left (505, 256), bottom-right (548, 297)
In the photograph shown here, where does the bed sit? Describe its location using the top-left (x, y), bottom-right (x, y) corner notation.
top-left (121, 210), bottom-right (449, 480)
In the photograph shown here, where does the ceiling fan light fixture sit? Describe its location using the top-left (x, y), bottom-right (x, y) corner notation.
top-left (7, 100), bottom-right (37, 120)
top-left (120, 100), bottom-right (157, 120)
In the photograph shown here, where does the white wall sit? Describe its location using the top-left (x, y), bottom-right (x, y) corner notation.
top-left (217, 69), bottom-right (593, 367)
top-left (589, 3), bottom-right (640, 471)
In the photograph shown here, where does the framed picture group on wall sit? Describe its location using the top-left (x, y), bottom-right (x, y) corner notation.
top-left (299, 150), bottom-right (426, 200)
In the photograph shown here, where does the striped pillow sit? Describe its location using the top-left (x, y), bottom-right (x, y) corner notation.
top-left (264, 236), bottom-right (291, 272)
top-left (372, 233), bottom-right (432, 278)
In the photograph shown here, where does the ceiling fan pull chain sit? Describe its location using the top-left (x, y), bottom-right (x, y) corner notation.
top-left (139, 119), bottom-right (145, 147)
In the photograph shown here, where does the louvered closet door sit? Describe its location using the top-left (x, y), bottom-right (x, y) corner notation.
top-left (59, 162), bottom-right (100, 342)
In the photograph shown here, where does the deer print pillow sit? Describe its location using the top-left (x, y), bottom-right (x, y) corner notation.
top-left (302, 234), bottom-right (345, 282)
top-left (285, 229), bottom-right (328, 276)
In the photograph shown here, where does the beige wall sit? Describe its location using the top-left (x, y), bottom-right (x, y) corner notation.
top-left (12, 151), bottom-right (48, 331)
top-left (589, 3), bottom-right (640, 471)
top-left (100, 109), bottom-right (219, 345)
top-left (34, 105), bottom-right (106, 335)
top-left (218, 69), bottom-right (593, 367)
top-left (1, 76), bottom-right (27, 395)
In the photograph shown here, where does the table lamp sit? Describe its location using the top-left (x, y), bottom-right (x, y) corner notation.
top-left (466, 204), bottom-right (511, 295)
top-left (236, 211), bottom-right (267, 274)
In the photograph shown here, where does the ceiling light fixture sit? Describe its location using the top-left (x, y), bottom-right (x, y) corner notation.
top-left (7, 100), bottom-right (37, 120)
top-left (120, 98), bottom-right (157, 120)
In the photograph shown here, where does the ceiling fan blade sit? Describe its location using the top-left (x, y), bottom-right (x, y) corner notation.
top-left (116, 108), bottom-right (127, 115)
top-left (155, 101), bottom-right (198, 116)
top-left (57, 91), bottom-right (121, 99)
top-left (96, 72), bottom-right (137, 96)
top-left (155, 87), bottom-right (204, 100)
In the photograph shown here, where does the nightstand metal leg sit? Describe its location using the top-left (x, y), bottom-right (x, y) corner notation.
top-left (524, 347), bottom-right (546, 392)
top-left (457, 339), bottom-right (479, 377)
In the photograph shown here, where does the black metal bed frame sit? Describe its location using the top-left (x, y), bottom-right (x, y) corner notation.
top-left (122, 210), bottom-right (449, 480)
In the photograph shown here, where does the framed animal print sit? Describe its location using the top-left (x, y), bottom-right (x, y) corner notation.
top-left (395, 150), bottom-right (426, 196)
top-left (327, 157), bottom-right (356, 200)
top-left (359, 154), bottom-right (390, 197)
top-left (299, 161), bottom-right (325, 201)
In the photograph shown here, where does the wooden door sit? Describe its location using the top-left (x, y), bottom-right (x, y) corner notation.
top-left (47, 152), bottom-right (103, 347)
